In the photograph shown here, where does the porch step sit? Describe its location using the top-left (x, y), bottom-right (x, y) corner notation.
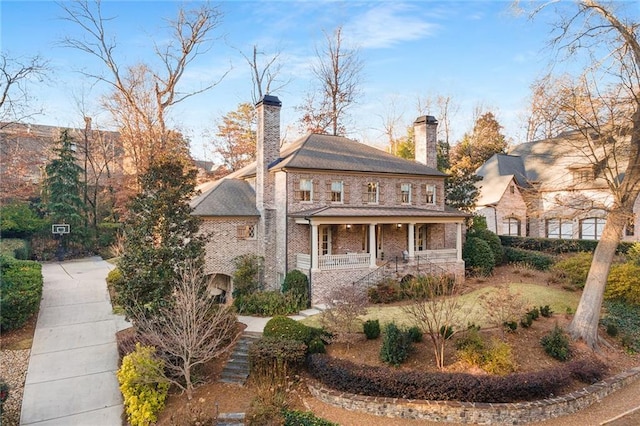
top-left (298, 308), bottom-right (322, 317)
top-left (219, 332), bottom-right (261, 385)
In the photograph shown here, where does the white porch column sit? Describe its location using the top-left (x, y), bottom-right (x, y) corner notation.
top-left (456, 222), bottom-right (463, 261)
top-left (408, 223), bottom-right (415, 258)
top-left (311, 223), bottom-right (319, 271)
top-left (369, 223), bottom-right (377, 268)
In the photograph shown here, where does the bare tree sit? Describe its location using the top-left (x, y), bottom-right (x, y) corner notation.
top-left (524, 74), bottom-right (574, 141)
top-left (478, 283), bottom-right (530, 338)
top-left (416, 94), bottom-right (459, 146)
top-left (240, 45), bottom-right (291, 104)
top-left (298, 25), bottom-right (364, 136)
top-left (134, 261), bottom-right (238, 400)
top-left (402, 275), bottom-right (469, 369)
top-left (60, 0), bottom-right (228, 176)
top-left (518, 0), bottom-right (640, 349)
top-left (321, 283), bottom-right (368, 346)
top-left (0, 52), bottom-right (49, 127)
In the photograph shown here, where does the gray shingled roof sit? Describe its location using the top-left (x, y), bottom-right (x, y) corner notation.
top-left (191, 179), bottom-right (259, 216)
top-left (272, 134), bottom-right (446, 176)
top-left (289, 205), bottom-right (468, 219)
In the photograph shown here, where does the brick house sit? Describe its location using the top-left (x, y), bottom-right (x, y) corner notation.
top-left (191, 96), bottom-right (468, 304)
top-left (474, 131), bottom-right (639, 241)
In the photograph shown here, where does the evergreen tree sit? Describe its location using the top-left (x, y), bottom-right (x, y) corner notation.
top-left (43, 129), bottom-right (86, 243)
top-left (117, 158), bottom-right (206, 317)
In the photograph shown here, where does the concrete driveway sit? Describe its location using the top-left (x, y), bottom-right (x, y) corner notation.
top-left (20, 257), bottom-right (129, 426)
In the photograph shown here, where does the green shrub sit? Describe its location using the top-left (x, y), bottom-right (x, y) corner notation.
top-left (626, 242), bottom-right (640, 264)
top-left (0, 238), bottom-right (29, 259)
top-left (528, 307), bottom-right (540, 320)
top-left (472, 228), bottom-right (504, 265)
top-left (463, 237), bottom-right (495, 276)
top-left (503, 321), bottom-right (518, 332)
top-left (307, 337), bottom-right (326, 354)
top-left (520, 313), bottom-right (533, 328)
top-left (601, 301), bottom-right (640, 353)
top-left (368, 278), bottom-right (403, 303)
top-left (606, 323), bottom-right (619, 337)
top-left (232, 254), bottom-right (263, 297)
top-left (117, 344), bottom-right (169, 426)
top-left (234, 291), bottom-right (305, 316)
top-left (551, 252), bottom-right (593, 289)
top-left (379, 322), bottom-right (410, 366)
top-left (282, 409), bottom-right (338, 426)
top-left (363, 319), bottom-right (380, 339)
top-left (407, 325), bottom-right (423, 343)
top-left (96, 222), bottom-right (122, 249)
top-left (482, 339), bottom-right (517, 375)
top-left (282, 270), bottom-right (309, 305)
top-left (606, 262), bottom-right (640, 305)
top-left (0, 256), bottom-right (43, 331)
top-left (0, 202), bottom-right (47, 238)
top-left (503, 247), bottom-right (554, 270)
top-left (539, 305), bottom-right (553, 317)
top-left (263, 316), bottom-right (313, 344)
top-left (541, 324), bottom-right (572, 361)
top-left (456, 328), bottom-right (486, 366)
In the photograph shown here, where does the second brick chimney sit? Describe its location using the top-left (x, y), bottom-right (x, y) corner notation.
top-left (414, 115), bottom-right (438, 170)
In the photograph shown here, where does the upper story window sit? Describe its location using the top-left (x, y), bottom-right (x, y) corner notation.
top-left (330, 181), bottom-right (344, 203)
top-left (366, 182), bottom-right (379, 204)
top-left (546, 218), bottom-right (573, 239)
top-left (299, 178), bottom-right (313, 202)
top-left (425, 184), bottom-right (436, 205)
top-left (580, 217), bottom-right (606, 240)
top-left (237, 224), bottom-right (256, 240)
top-left (510, 185), bottom-right (515, 194)
top-left (400, 183), bottom-right (412, 204)
top-left (572, 168), bottom-right (594, 184)
top-left (503, 217), bottom-right (520, 236)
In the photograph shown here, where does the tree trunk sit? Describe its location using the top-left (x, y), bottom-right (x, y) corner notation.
top-left (567, 211), bottom-right (626, 349)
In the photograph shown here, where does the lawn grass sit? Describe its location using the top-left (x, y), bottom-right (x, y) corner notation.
top-left (300, 283), bottom-right (581, 330)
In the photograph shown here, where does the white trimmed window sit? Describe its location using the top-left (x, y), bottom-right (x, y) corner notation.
top-left (503, 217), bottom-right (520, 236)
top-left (546, 218), bottom-right (573, 239)
top-left (366, 182), bottom-right (379, 204)
top-left (414, 224), bottom-right (428, 251)
top-left (237, 225), bottom-right (256, 240)
top-left (425, 184), bottom-right (436, 204)
top-left (299, 178), bottom-right (313, 202)
top-left (580, 217), bottom-right (606, 240)
top-left (401, 183), bottom-right (412, 204)
top-left (331, 181), bottom-right (344, 203)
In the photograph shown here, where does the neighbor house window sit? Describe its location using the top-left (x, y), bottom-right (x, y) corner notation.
top-left (236, 225), bottom-right (256, 240)
top-left (299, 178), bottom-right (313, 202)
top-left (546, 218), bottom-right (573, 239)
top-left (572, 168), bottom-right (593, 184)
top-left (400, 183), bottom-right (412, 204)
top-left (414, 224), bottom-right (428, 251)
top-left (503, 217), bottom-right (520, 236)
top-left (366, 182), bottom-right (379, 204)
top-left (626, 217), bottom-right (635, 236)
top-left (331, 181), bottom-right (344, 203)
top-left (580, 217), bottom-right (606, 240)
top-left (425, 184), bottom-right (436, 204)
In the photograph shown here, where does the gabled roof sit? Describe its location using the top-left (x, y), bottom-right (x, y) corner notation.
top-left (190, 179), bottom-right (259, 217)
top-left (476, 174), bottom-right (516, 207)
top-left (476, 154), bottom-right (528, 188)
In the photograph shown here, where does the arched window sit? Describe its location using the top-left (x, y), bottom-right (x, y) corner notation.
top-left (580, 217), bottom-right (606, 240)
top-left (503, 217), bottom-right (520, 236)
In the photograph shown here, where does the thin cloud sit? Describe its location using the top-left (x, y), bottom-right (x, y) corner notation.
top-left (344, 4), bottom-right (439, 49)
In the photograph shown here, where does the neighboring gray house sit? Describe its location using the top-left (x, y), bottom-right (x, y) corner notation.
top-left (191, 96), bottom-right (468, 304)
top-left (475, 131), bottom-right (638, 241)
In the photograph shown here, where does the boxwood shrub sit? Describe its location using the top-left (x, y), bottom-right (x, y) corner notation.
top-left (0, 255), bottom-right (43, 331)
top-left (307, 354), bottom-right (605, 403)
top-left (503, 247), bottom-right (554, 270)
top-left (499, 235), bottom-right (632, 255)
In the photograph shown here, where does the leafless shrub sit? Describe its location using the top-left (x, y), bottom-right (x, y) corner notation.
top-left (479, 283), bottom-right (530, 338)
top-left (321, 283), bottom-right (368, 345)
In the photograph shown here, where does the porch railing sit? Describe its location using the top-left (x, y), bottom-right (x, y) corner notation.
top-left (415, 248), bottom-right (458, 261)
top-left (319, 253), bottom-right (370, 270)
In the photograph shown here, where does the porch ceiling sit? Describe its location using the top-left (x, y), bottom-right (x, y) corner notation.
top-left (290, 205), bottom-right (469, 224)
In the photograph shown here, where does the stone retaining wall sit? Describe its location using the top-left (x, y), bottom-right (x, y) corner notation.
top-left (307, 366), bottom-right (640, 425)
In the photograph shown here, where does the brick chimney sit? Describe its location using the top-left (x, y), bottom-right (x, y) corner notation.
top-left (414, 115), bottom-right (438, 169)
top-left (255, 95), bottom-right (281, 211)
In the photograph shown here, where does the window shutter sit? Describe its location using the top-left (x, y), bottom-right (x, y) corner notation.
top-left (378, 183), bottom-right (385, 205)
top-left (362, 183), bottom-right (368, 203)
top-left (326, 180), bottom-right (332, 201)
top-left (396, 182), bottom-right (402, 203)
top-left (343, 182), bottom-right (350, 204)
top-left (293, 178), bottom-right (301, 201)
top-left (312, 179), bottom-right (319, 201)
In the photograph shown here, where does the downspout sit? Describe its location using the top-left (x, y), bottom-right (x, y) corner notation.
top-left (489, 204), bottom-right (498, 234)
top-left (305, 216), bottom-right (313, 304)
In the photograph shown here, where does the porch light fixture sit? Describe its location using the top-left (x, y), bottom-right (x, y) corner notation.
top-left (346, 224), bottom-right (352, 229)
top-left (397, 223), bottom-right (402, 228)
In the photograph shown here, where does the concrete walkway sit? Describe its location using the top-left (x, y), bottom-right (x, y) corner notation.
top-left (20, 257), bottom-right (130, 426)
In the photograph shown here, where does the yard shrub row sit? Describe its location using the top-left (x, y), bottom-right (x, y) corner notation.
top-left (601, 301), bottom-right (640, 353)
top-left (0, 255), bottom-right (43, 331)
top-left (234, 291), bottom-right (306, 316)
top-left (503, 247), bottom-right (554, 270)
top-left (307, 354), bottom-right (605, 403)
top-left (499, 235), bottom-right (632, 254)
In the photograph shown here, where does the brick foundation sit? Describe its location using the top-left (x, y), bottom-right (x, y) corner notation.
top-left (307, 366), bottom-right (640, 424)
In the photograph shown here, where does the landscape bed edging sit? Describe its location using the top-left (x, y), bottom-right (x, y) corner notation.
top-left (307, 366), bottom-right (640, 424)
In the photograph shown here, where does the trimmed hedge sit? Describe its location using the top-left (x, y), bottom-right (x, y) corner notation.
top-left (249, 337), bottom-right (308, 378)
top-left (282, 270), bottom-right (310, 308)
top-left (234, 291), bottom-right (306, 316)
top-left (463, 237), bottom-right (495, 276)
top-left (499, 235), bottom-right (632, 255)
top-left (0, 255), bottom-right (43, 331)
top-left (307, 354), bottom-right (605, 403)
top-left (503, 247), bottom-right (554, 270)
top-left (282, 409), bottom-right (338, 426)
